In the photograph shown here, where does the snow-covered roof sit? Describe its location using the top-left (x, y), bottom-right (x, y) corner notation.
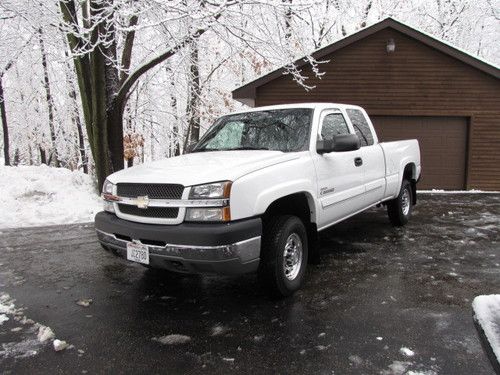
top-left (232, 17), bottom-right (500, 104)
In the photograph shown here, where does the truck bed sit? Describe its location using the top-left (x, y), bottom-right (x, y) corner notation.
top-left (379, 139), bottom-right (421, 199)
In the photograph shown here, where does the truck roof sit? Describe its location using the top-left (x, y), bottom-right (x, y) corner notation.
top-left (228, 102), bottom-right (363, 115)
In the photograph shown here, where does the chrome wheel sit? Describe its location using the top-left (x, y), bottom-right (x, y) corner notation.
top-left (401, 187), bottom-right (410, 216)
top-left (283, 233), bottom-right (303, 281)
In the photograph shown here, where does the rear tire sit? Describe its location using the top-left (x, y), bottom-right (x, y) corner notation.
top-left (387, 179), bottom-right (412, 226)
top-left (259, 215), bottom-right (308, 298)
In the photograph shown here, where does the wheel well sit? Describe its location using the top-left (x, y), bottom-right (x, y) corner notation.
top-left (403, 163), bottom-right (417, 205)
top-left (262, 193), bottom-right (319, 263)
top-left (263, 193), bottom-right (312, 224)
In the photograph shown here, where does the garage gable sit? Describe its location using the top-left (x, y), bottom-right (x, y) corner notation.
top-left (232, 17), bottom-right (500, 106)
top-left (249, 27), bottom-right (499, 113)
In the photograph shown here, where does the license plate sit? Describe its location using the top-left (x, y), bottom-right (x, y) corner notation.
top-left (126, 242), bottom-right (150, 265)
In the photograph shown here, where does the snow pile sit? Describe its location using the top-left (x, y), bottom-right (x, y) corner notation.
top-left (0, 164), bottom-right (101, 229)
top-left (381, 361), bottom-right (437, 375)
top-left (37, 325), bottom-right (55, 343)
top-left (400, 347), bottom-right (415, 357)
top-left (0, 293), bottom-right (45, 359)
top-left (0, 314), bottom-right (9, 325)
top-left (152, 334), bottom-right (191, 345)
top-left (0, 293), bottom-right (14, 310)
top-left (211, 324), bottom-right (229, 336)
top-left (472, 295), bottom-right (500, 363)
top-left (53, 339), bottom-right (69, 351)
top-left (418, 189), bottom-right (500, 194)
top-left (381, 361), bottom-right (412, 375)
top-left (0, 292), bottom-right (72, 358)
top-left (76, 298), bottom-right (93, 307)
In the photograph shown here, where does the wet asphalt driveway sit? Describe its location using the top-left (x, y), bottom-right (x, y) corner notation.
top-left (0, 194), bottom-right (499, 374)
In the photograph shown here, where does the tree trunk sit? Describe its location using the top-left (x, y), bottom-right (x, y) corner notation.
top-left (28, 143), bottom-right (33, 165)
top-left (101, 3), bottom-right (124, 175)
top-left (166, 65), bottom-right (180, 157)
top-left (149, 115), bottom-right (154, 160)
top-left (283, 0), bottom-right (293, 41)
top-left (0, 76), bottom-right (10, 166)
top-left (89, 44), bottom-right (112, 189)
top-left (38, 28), bottom-right (59, 167)
top-left (64, 47), bottom-right (88, 173)
top-left (185, 40), bottom-right (201, 149)
top-left (39, 146), bottom-right (47, 165)
top-left (359, 0), bottom-right (372, 28)
top-left (13, 148), bottom-right (19, 166)
top-left (106, 105), bottom-right (125, 173)
top-left (74, 95), bottom-right (88, 173)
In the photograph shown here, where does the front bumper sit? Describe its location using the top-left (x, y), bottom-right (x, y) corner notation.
top-left (94, 212), bottom-right (262, 275)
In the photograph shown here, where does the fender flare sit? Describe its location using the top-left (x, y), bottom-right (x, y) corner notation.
top-left (253, 179), bottom-right (318, 223)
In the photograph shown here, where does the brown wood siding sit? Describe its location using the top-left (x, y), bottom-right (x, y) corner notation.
top-left (254, 27), bottom-right (500, 190)
top-left (468, 113), bottom-right (500, 190)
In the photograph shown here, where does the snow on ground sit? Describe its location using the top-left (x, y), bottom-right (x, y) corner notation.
top-left (399, 347), bottom-right (415, 357)
top-left (0, 314), bottom-right (8, 325)
top-left (152, 334), bottom-right (191, 345)
top-left (418, 189), bottom-right (500, 194)
top-left (0, 292), bottom-right (70, 358)
top-left (0, 293), bottom-right (48, 358)
top-left (0, 164), bottom-right (101, 229)
top-left (380, 360), bottom-right (437, 375)
top-left (380, 361), bottom-right (412, 375)
top-left (53, 339), bottom-right (70, 351)
top-left (211, 324), bottom-right (229, 336)
top-left (472, 295), bottom-right (500, 363)
top-left (37, 325), bottom-right (55, 343)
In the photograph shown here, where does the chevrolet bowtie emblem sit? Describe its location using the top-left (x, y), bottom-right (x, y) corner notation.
top-left (136, 195), bottom-right (150, 209)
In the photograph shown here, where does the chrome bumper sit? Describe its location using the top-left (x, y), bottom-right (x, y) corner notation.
top-left (96, 229), bottom-right (261, 275)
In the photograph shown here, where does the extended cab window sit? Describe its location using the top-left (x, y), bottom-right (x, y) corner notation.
top-left (320, 113), bottom-right (350, 140)
top-left (346, 109), bottom-right (374, 146)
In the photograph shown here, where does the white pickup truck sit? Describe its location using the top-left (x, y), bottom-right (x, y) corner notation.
top-left (95, 103), bottom-right (421, 296)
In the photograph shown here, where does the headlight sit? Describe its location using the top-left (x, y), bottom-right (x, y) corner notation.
top-left (101, 179), bottom-right (116, 213)
top-left (186, 181), bottom-right (232, 222)
top-left (189, 181), bottom-right (231, 199)
top-left (102, 179), bottom-right (115, 195)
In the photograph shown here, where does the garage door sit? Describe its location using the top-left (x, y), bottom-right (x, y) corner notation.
top-left (370, 116), bottom-right (468, 190)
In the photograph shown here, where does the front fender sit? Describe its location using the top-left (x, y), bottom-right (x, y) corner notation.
top-left (229, 156), bottom-right (318, 222)
top-left (253, 180), bottom-right (318, 222)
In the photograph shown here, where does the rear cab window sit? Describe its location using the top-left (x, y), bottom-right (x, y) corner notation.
top-left (346, 108), bottom-right (375, 146)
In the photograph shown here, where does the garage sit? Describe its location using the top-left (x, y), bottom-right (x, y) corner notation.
top-left (371, 116), bottom-right (468, 189)
top-left (232, 18), bottom-right (500, 190)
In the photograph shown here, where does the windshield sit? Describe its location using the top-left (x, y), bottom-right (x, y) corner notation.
top-left (193, 108), bottom-right (313, 153)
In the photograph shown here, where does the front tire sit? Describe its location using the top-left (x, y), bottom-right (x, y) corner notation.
top-left (387, 179), bottom-right (413, 226)
top-left (259, 215), bottom-right (308, 298)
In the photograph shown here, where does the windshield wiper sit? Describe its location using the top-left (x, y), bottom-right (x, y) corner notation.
top-left (226, 146), bottom-right (270, 151)
top-left (191, 146), bottom-right (271, 152)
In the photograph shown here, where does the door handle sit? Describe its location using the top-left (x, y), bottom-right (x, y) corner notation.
top-left (354, 157), bottom-right (363, 167)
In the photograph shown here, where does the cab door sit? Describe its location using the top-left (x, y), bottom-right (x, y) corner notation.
top-left (346, 107), bottom-right (386, 206)
top-left (311, 109), bottom-right (365, 230)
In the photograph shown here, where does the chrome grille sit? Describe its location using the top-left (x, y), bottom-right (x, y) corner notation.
top-left (117, 204), bottom-right (179, 218)
top-left (116, 183), bottom-right (184, 200)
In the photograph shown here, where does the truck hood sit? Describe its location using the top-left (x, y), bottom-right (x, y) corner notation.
top-left (107, 150), bottom-right (301, 186)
